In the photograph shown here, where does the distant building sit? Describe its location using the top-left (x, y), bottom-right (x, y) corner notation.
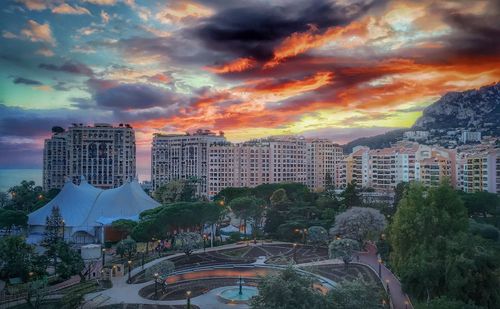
top-left (306, 139), bottom-right (345, 191)
top-left (43, 123), bottom-right (136, 191)
top-left (151, 130), bottom-right (227, 195)
top-left (403, 131), bottom-right (429, 141)
top-left (460, 130), bottom-right (481, 144)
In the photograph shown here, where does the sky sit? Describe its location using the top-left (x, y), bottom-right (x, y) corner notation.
top-left (1, 0), bottom-right (499, 179)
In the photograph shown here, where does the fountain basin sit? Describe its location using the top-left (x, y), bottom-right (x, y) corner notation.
top-left (218, 286), bottom-right (258, 304)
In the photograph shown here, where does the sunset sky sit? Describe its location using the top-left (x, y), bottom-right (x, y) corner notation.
top-left (1, 0), bottom-right (499, 178)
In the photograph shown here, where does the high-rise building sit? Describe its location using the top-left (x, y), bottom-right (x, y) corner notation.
top-left (151, 130), bottom-right (227, 194)
top-left (456, 148), bottom-right (498, 193)
top-left (43, 123), bottom-right (136, 190)
top-left (306, 139), bottom-right (344, 191)
top-left (43, 127), bottom-right (68, 191)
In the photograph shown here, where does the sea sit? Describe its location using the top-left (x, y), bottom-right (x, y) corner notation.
top-left (0, 169), bottom-right (43, 192)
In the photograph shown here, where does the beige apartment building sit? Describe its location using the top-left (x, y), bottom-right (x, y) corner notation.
top-left (456, 148), bottom-right (498, 193)
top-left (43, 123), bottom-right (136, 190)
top-left (152, 133), bottom-right (345, 197)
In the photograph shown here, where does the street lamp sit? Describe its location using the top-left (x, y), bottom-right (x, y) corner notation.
top-left (385, 279), bottom-right (390, 293)
top-left (378, 259), bottom-right (382, 278)
top-left (127, 260), bottom-right (132, 283)
top-left (293, 243), bottom-right (297, 263)
top-left (203, 234), bottom-right (207, 252)
top-left (404, 300), bottom-right (409, 309)
top-left (302, 228), bottom-right (307, 244)
top-left (186, 290), bottom-right (192, 309)
top-left (102, 248), bottom-right (106, 267)
top-left (154, 273), bottom-right (159, 299)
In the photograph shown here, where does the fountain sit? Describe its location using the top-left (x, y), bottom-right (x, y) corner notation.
top-left (217, 276), bottom-right (258, 304)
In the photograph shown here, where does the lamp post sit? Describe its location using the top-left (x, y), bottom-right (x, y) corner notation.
top-left (378, 259), bottom-right (382, 278)
top-left (404, 300), bottom-right (409, 309)
top-left (186, 290), bottom-right (192, 309)
top-left (127, 260), bottom-right (132, 283)
top-left (293, 243), bottom-right (297, 263)
top-left (142, 252), bottom-right (145, 269)
top-left (154, 272), bottom-right (159, 299)
top-left (385, 279), bottom-right (390, 294)
top-left (302, 228), bottom-right (307, 244)
top-left (203, 234), bottom-right (207, 252)
top-left (102, 248), bottom-right (106, 267)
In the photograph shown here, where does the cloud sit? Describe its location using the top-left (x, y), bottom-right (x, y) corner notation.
top-left (155, 0), bottom-right (213, 24)
top-left (206, 57), bottom-right (257, 74)
top-left (94, 83), bottom-right (176, 109)
top-left (12, 77), bottom-right (42, 86)
top-left (35, 48), bottom-right (54, 57)
top-left (100, 10), bottom-right (110, 23)
top-left (82, 0), bottom-right (117, 5)
top-left (38, 61), bottom-right (94, 76)
top-left (2, 31), bottom-right (18, 39)
top-left (15, 0), bottom-right (48, 11)
top-left (52, 3), bottom-right (91, 15)
top-left (21, 20), bottom-right (56, 46)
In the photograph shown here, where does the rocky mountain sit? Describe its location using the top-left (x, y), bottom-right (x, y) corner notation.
top-left (413, 82), bottom-right (500, 134)
top-left (343, 82), bottom-right (500, 152)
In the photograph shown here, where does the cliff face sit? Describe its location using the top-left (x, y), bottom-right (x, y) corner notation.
top-left (413, 83), bottom-right (500, 135)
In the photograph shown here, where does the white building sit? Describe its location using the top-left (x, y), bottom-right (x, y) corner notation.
top-left (43, 123), bottom-right (136, 190)
top-left (460, 130), bottom-right (482, 144)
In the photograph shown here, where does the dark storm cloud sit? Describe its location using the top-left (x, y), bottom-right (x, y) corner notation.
top-left (38, 61), bottom-right (94, 76)
top-left (94, 83), bottom-right (175, 109)
top-left (12, 77), bottom-right (42, 85)
top-left (195, 0), bottom-right (386, 60)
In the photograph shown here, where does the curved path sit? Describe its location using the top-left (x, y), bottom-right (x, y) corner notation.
top-left (358, 243), bottom-right (412, 309)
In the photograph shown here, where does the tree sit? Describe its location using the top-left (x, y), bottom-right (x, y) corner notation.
top-left (153, 179), bottom-right (197, 204)
top-left (25, 276), bottom-right (48, 308)
top-left (393, 182), bottom-right (409, 208)
top-left (251, 267), bottom-right (326, 309)
top-left (174, 232), bottom-right (202, 257)
top-left (330, 207), bottom-right (386, 244)
top-left (328, 238), bottom-right (360, 269)
top-left (111, 219), bottom-right (138, 240)
top-left (416, 296), bottom-right (481, 309)
top-left (340, 181), bottom-right (361, 208)
top-left (0, 209), bottom-right (27, 234)
top-left (229, 196), bottom-right (261, 239)
top-left (307, 226), bottom-right (329, 248)
top-left (55, 242), bottom-right (84, 280)
top-left (43, 205), bottom-right (64, 246)
top-left (145, 260), bottom-right (175, 280)
top-left (7, 180), bottom-right (44, 212)
top-left (326, 277), bottom-right (387, 309)
top-left (0, 191), bottom-right (8, 208)
top-left (0, 236), bottom-right (47, 281)
top-left (116, 237), bottom-right (137, 259)
top-left (461, 191), bottom-right (498, 219)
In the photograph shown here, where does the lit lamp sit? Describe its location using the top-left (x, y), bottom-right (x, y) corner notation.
top-left (378, 259), bottom-right (382, 278)
top-left (102, 248), bottom-right (106, 267)
top-left (127, 260), bottom-right (132, 283)
top-left (186, 290), bottom-right (192, 309)
top-left (385, 279), bottom-right (390, 293)
top-left (404, 300), bottom-right (409, 309)
top-left (154, 272), bottom-right (159, 299)
top-left (293, 243), bottom-right (297, 262)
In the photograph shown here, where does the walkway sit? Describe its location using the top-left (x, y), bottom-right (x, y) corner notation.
top-left (358, 243), bottom-right (412, 309)
top-left (84, 242), bottom-right (264, 308)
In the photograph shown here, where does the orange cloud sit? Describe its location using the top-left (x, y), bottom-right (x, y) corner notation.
top-left (205, 57), bottom-right (257, 74)
top-left (265, 21), bottom-right (367, 68)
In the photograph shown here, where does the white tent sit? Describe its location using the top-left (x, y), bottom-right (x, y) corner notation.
top-left (28, 177), bottom-right (160, 244)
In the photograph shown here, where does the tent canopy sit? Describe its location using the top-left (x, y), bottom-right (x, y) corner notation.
top-left (28, 177), bottom-right (160, 229)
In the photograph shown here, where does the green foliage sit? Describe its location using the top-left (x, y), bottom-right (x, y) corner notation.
top-left (326, 277), bottom-right (387, 309)
top-left (174, 232), bottom-right (202, 256)
top-left (43, 206), bottom-right (64, 247)
top-left (251, 267), bottom-right (326, 309)
top-left (111, 219), bottom-right (137, 239)
top-left (144, 260), bottom-right (175, 280)
top-left (469, 219), bottom-right (499, 242)
top-left (116, 237), bottom-right (137, 259)
top-left (54, 242), bottom-right (84, 280)
top-left (307, 226), bottom-right (329, 247)
top-left (340, 181), bottom-right (361, 208)
top-left (393, 182), bottom-right (409, 208)
top-left (229, 196), bottom-right (265, 238)
top-left (60, 292), bottom-right (84, 309)
top-left (329, 238), bottom-right (360, 267)
top-left (0, 208), bottom-right (28, 234)
top-left (415, 296), bottom-right (481, 309)
top-left (153, 179), bottom-right (198, 204)
top-left (0, 236), bottom-right (48, 281)
top-left (389, 182), bottom-right (500, 307)
top-left (228, 232), bottom-right (241, 242)
top-left (6, 180), bottom-right (58, 212)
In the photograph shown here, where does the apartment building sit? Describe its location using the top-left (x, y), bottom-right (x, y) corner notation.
top-left (456, 148), bottom-right (498, 193)
top-left (345, 146), bottom-right (370, 187)
top-left (419, 151), bottom-right (454, 188)
top-left (151, 130), bottom-right (227, 194)
top-left (43, 123), bottom-right (136, 190)
top-left (306, 139), bottom-right (344, 191)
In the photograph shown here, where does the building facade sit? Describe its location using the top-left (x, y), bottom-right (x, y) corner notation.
top-left (43, 123), bottom-right (136, 190)
top-left (456, 148), bottom-right (498, 193)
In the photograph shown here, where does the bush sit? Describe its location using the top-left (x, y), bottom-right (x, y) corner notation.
top-left (228, 232), bottom-right (241, 243)
top-left (144, 260), bottom-right (175, 280)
